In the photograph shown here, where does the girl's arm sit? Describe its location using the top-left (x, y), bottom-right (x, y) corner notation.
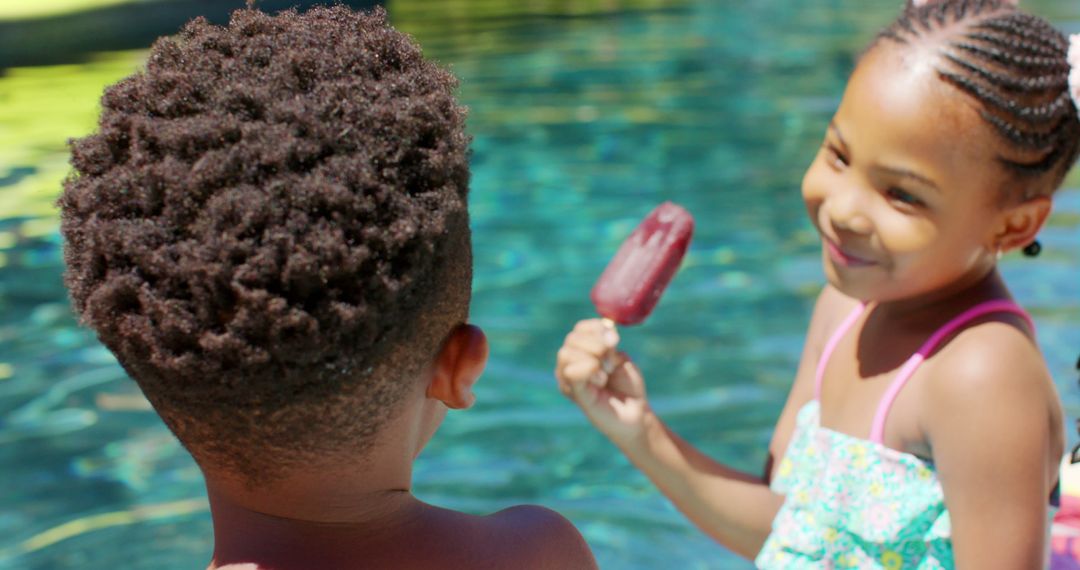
top-left (554, 285), bottom-right (845, 558)
top-left (924, 320), bottom-right (1064, 569)
top-left (616, 404), bottom-right (783, 558)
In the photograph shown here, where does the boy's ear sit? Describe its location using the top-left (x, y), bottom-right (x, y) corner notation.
top-left (995, 195), bottom-right (1051, 254)
top-left (426, 324), bottom-right (489, 410)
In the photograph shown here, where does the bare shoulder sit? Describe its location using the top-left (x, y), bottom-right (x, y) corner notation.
top-left (921, 315), bottom-right (1063, 462)
top-left (925, 315), bottom-right (1055, 404)
top-left (485, 505), bottom-right (598, 570)
top-left (392, 504), bottom-right (596, 570)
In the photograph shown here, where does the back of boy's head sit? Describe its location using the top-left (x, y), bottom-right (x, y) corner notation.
top-left (58, 6), bottom-right (472, 482)
top-left (874, 0), bottom-right (1080, 197)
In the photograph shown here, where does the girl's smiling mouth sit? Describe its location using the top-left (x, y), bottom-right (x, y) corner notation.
top-left (823, 237), bottom-right (877, 268)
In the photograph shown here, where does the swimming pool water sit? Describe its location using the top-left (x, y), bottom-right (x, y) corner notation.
top-left (1, 1), bottom-right (1079, 568)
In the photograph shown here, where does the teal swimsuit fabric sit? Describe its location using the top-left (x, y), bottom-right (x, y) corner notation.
top-left (754, 401), bottom-right (952, 569)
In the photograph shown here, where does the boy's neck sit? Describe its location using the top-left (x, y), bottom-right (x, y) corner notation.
top-left (203, 390), bottom-right (447, 568)
top-left (205, 464), bottom-right (414, 525)
top-left (204, 460), bottom-right (426, 568)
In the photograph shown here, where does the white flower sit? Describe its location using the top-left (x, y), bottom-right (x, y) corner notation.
top-left (1069, 35), bottom-right (1080, 116)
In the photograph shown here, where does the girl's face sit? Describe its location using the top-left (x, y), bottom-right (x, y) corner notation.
top-left (802, 42), bottom-right (1012, 303)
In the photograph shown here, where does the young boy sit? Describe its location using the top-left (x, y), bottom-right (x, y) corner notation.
top-left (58, 6), bottom-right (597, 569)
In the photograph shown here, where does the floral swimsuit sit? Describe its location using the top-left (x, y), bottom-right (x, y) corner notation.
top-left (755, 300), bottom-right (1034, 569)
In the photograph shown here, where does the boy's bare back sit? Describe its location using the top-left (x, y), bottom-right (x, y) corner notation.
top-left (209, 502), bottom-right (593, 570)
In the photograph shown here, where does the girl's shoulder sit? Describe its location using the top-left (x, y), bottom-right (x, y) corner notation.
top-left (918, 302), bottom-right (1062, 459)
top-left (917, 302), bottom-right (1064, 522)
top-left (923, 305), bottom-right (1049, 395)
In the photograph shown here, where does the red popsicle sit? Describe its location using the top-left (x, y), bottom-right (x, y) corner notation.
top-left (590, 202), bottom-right (694, 325)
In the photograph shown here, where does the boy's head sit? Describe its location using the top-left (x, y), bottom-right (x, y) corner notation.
top-left (59, 6), bottom-right (475, 483)
top-left (872, 0), bottom-right (1079, 199)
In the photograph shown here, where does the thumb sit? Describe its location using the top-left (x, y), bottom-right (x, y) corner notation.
top-left (607, 352), bottom-right (646, 400)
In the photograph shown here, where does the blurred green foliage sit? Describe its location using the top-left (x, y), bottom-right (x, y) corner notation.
top-left (0, 0), bottom-right (137, 22)
top-left (0, 52), bottom-right (145, 232)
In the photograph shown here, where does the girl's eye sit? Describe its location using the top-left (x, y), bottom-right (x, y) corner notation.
top-left (823, 144), bottom-right (848, 170)
top-left (886, 187), bottom-right (923, 207)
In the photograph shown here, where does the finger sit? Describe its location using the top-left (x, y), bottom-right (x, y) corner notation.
top-left (609, 392), bottom-right (647, 422)
top-left (569, 380), bottom-right (606, 412)
top-left (557, 377), bottom-right (571, 396)
top-left (556, 346), bottom-right (599, 380)
top-left (573, 319), bottom-right (609, 335)
top-left (557, 344), bottom-right (599, 361)
top-left (563, 359), bottom-right (603, 387)
top-left (554, 363), bottom-right (570, 395)
top-left (565, 330), bottom-right (610, 358)
top-left (595, 322), bottom-right (620, 373)
top-left (600, 319), bottom-right (620, 347)
top-left (573, 320), bottom-right (621, 348)
top-left (554, 365), bottom-right (573, 396)
top-left (579, 319), bottom-right (620, 348)
top-left (607, 352), bottom-right (646, 399)
top-left (556, 345), bottom-right (591, 370)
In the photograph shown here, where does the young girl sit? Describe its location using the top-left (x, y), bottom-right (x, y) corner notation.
top-left (556, 0), bottom-right (1080, 567)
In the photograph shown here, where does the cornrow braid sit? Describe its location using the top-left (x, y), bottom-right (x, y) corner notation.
top-left (878, 0), bottom-right (1080, 193)
top-left (975, 18), bottom-right (1068, 51)
top-left (964, 32), bottom-right (1061, 59)
top-left (952, 41), bottom-right (1068, 72)
top-left (939, 69), bottom-right (1071, 126)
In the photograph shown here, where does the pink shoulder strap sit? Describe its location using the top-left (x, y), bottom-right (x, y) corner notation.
top-left (813, 302), bottom-right (867, 401)
top-left (869, 299), bottom-right (1034, 444)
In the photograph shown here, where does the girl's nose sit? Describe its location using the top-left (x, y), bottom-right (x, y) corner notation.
top-left (825, 188), bottom-right (873, 235)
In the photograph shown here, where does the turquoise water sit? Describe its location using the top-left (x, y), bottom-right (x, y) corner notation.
top-left (2, 1), bottom-right (1080, 568)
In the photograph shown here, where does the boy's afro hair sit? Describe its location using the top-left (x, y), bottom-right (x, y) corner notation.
top-left (58, 5), bottom-right (472, 480)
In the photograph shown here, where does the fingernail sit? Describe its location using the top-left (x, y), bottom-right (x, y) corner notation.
top-left (604, 329), bottom-right (619, 346)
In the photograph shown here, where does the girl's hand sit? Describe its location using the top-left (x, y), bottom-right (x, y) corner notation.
top-left (555, 319), bottom-right (650, 446)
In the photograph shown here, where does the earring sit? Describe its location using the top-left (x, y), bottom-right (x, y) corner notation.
top-left (1022, 240), bottom-right (1041, 257)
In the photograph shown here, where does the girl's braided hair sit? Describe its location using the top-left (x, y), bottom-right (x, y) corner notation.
top-left (878, 0), bottom-right (1080, 195)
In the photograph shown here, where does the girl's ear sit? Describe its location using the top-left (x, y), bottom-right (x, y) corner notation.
top-left (994, 195), bottom-right (1051, 254)
top-left (426, 324), bottom-right (489, 410)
